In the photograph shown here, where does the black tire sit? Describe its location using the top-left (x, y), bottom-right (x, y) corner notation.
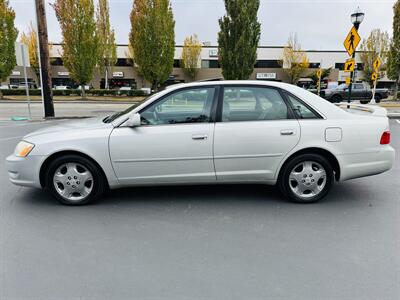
top-left (375, 94), bottom-right (382, 103)
top-left (278, 154), bottom-right (334, 203)
top-left (360, 100), bottom-right (370, 104)
top-left (44, 154), bottom-right (106, 205)
top-left (331, 95), bottom-right (342, 103)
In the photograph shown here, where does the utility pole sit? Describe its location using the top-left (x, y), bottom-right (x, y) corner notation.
top-left (35, 0), bottom-right (54, 118)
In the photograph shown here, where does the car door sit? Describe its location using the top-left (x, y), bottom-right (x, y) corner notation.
top-left (213, 85), bottom-right (301, 182)
top-left (109, 86), bottom-right (218, 185)
top-left (352, 83), bottom-right (364, 99)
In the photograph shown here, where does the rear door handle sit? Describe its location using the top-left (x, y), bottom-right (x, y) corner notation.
top-left (280, 130), bottom-right (295, 136)
top-left (192, 134), bottom-right (208, 140)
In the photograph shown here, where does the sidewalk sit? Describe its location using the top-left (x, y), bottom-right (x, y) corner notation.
top-left (1, 100), bottom-right (399, 121)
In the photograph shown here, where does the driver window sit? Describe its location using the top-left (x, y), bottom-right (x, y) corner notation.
top-left (140, 87), bottom-right (215, 125)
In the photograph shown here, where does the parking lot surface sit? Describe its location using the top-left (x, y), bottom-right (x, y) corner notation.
top-left (1, 118), bottom-right (399, 300)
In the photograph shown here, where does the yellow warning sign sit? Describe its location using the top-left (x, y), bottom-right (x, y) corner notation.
top-left (343, 26), bottom-right (361, 56)
top-left (345, 77), bottom-right (351, 85)
top-left (373, 56), bottom-right (381, 71)
top-left (344, 58), bottom-right (355, 72)
top-left (371, 72), bottom-right (378, 81)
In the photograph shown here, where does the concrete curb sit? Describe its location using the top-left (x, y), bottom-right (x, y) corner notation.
top-left (388, 113), bottom-right (400, 119)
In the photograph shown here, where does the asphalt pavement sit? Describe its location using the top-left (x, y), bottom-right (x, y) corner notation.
top-left (0, 119), bottom-right (399, 300)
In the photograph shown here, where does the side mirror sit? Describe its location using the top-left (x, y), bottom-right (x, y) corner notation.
top-left (125, 113), bottom-right (141, 127)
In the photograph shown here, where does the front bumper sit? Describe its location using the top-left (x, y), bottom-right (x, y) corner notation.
top-left (6, 154), bottom-right (45, 188)
top-left (338, 146), bottom-right (396, 181)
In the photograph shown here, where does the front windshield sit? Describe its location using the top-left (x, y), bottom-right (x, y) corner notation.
top-left (103, 94), bottom-right (154, 123)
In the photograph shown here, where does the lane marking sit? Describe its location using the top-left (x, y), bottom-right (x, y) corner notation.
top-left (396, 120), bottom-right (400, 124)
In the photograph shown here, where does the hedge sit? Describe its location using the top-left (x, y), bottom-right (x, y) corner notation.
top-left (0, 89), bottom-right (146, 97)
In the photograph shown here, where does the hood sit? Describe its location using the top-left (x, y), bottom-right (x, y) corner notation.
top-left (24, 117), bottom-right (112, 139)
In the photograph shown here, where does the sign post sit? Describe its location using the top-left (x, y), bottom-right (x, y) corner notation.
top-left (316, 68), bottom-right (322, 96)
top-left (343, 26), bottom-right (361, 108)
top-left (371, 56), bottom-right (381, 104)
top-left (15, 42), bottom-right (32, 120)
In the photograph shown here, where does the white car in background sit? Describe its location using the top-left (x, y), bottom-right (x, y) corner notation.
top-left (6, 81), bottom-right (395, 205)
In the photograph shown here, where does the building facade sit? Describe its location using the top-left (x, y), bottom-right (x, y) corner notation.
top-left (4, 44), bottom-right (395, 91)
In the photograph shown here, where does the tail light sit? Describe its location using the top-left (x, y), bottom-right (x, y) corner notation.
top-left (380, 131), bottom-right (391, 145)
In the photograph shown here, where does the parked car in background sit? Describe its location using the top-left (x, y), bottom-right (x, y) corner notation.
top-left (117, 86), bottom-right (132, 95)
top-left (6, 81), bottom-right (395, 205)
top-left (321, 82), bottom-right (389, 103)
top-left (0, 84), bottom-right (10, 90)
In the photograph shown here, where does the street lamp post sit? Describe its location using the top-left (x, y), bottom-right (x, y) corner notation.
top-left (347, 7), bottom-right (365, 106)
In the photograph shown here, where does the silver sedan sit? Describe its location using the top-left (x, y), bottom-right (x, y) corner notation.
top-left (6, 81), bottom-right (395, 205)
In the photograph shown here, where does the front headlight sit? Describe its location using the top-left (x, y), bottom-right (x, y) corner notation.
top-left (14, 141), bottom-right (35, 157)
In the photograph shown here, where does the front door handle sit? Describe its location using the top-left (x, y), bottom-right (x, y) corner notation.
top-left (192, 134), bottom-right (208, 140)
top-left (280, 130), bottom-right (295, 136)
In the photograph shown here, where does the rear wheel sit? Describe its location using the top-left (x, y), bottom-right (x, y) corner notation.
top-left (360, 99), bottom-right (370, 104)
top-left (331, 95), bottom-right (342, 103)
top-left (278, 154), bottom-right (334, 203)
top-left (45, 154), bottom-right (106, 205)
top-left (375, 94), bottom-right (382, 103)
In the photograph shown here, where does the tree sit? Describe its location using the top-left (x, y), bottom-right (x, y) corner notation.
top-left (181, 34), bottom-right (202, 81)
top-left (96, 0), bottom-right (117, 90)
top-left (218, 0), bottom-right (260, 80)
top-left (0, 0), bottom-right (18, 99)
top-left (20, 22), bottom-right (40, 85)
top-left (129, 0), bottom-right (175, 91)
top-left (53, 0), bottom-right (99, 99)
top-left (281, 33), bottom-right (309, 84)
top-left (360, 29), bottom-right (390, 86)
top-left (388, 1), bottom-right (400, 98)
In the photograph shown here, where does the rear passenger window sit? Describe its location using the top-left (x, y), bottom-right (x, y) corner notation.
top-left (286, 94), bottom-right (321, 119)
top-left (222, 87), bottom-right (290, 122)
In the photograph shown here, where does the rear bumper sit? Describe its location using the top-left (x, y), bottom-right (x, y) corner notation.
top-left (338, 146), bottom-right (395, 181)
top-left (5, 154), bottom-right (44, 188)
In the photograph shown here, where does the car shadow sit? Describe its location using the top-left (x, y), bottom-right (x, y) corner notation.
top-left (16, 180), bottom-right (375, 209)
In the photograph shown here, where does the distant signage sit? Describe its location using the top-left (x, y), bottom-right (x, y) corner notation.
top-left (15, 42), bottom-right (30, 67)
top-left (11, 71), bottom-right (21, 76)
top-left (344, 58), bottom-right (355, 72)
top-left (373, 56), bottom-right (381, 71)
top-left (371, 72), bottom-right (378, 81)
top-left (58, 71), bottom-right (69, 76)
top-left (343, 26), bottom-right (361, 57)
top-left (209, 50), bottom-right (218, 57)
top-left (345, 77), bottom-right (351, 85)
top-left (113, 72), bottom-right (124, 78)
top-left (256, 73), bottom-right (276, 80)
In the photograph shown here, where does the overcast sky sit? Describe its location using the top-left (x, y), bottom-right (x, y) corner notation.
top-left (9, 0), bottom-right (396, 50)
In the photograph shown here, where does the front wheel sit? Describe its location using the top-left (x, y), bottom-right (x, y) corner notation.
top-left (45, 154), bottom-right (106, 205)
top-left (278, 154), bottom-right (334, 203)
top-left (360, 100), bottom-right (370, 104)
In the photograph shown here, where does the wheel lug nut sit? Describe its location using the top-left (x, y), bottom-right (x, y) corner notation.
top-left (67, 182), bottom-right (70, 185)
top-left (74, 176), bottom-right (77, 179)
top-left (76, 181), bottom-right (80, 185)
top-left (72, 185), bottom-right (76, 188)
top-left (311, 179), bottom-right (314, 182)
top-left (310, 174), bottom-right (313, 177)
